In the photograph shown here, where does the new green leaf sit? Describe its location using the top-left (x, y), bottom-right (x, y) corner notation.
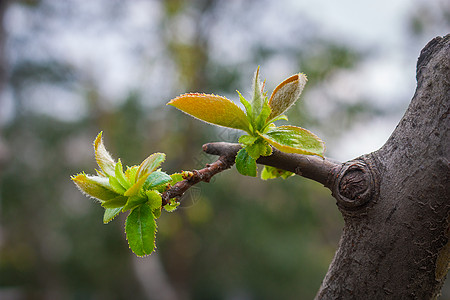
top-left (255, 99), bottom-right (272, 131)
top-left (259, 125), bottom-right (324, 157)
top-left (125, 166), bottom-right (138, 183)
top-left (235, 148), bottom-right (257, 177)
top-left (125, 204), bottom-right (157, 257)
top-left (72, 132), bottom-right (178, 256)
top-left (109, 176), bottom-right (127, 194)
top-left (261, 166), bottom-right (294, 180)
top-left (164, 199), bottom-right (180, 212)
top-left (72, 173), bottom-right (119, 202)
top-left (104, 207), bottom-right (123, 224)
top-left (245, 140), bottom-right (270, 160)
top-left (94, 132), bottom-right (116, 177)
top-left (251, 67), bottom-right (264, 120)
top-left (136, 153), bottom-right (165, 182)
top-left (122, 195), bottom-right (148, 212)
top-left (124, 174), bottom-right (150, 197)
top-left (101, 195), bottom-right (128, 208)
top-left (115, 159), bottom-right (130, 189)
top-left (143, 171), bottom-right (172, 190)
top-left (146, 190), bottom-right (162, 210)
top-left (237, 91), bottom-right (253, 126)
top-left (238, 134), bottom-right (258, 146)
top-left (167, 93), bottom-right (251, 132)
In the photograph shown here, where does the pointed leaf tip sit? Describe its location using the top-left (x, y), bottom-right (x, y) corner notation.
top-left (104, 207), bottom-right (123, 224)
top-left (72, 173), bottom-right (119, 202)
top-left (251, 67), bottom-right (264, 119)
top-left (136, 153), bottom-right (166, 182)
top-left (268, 73), bottom-right (307, 120)
top-left (94, 132), bottom-right (116, 177)
top-left (168, 93), bottom-right (251, 132)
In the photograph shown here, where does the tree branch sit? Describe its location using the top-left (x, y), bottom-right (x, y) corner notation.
top-left (161, 142), bottom-right (342, 205)
top-left (203, 142), bottom-right (341, 188)
top-left (161, 147), bottom-right (236, 206)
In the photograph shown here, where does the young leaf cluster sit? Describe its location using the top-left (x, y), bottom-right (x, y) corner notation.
top-left (71, 132), bottom-right (182, 256)
top-left (168, 68), bottom-right (325, 178)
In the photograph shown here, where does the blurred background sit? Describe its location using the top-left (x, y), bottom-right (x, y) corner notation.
top-left (0, 0), bottom-right (448, 299)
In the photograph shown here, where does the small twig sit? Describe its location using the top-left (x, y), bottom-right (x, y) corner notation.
top-left (161, 148), bottom-right (236, 206)
top-left (161, 142), bottom-right (342, 206)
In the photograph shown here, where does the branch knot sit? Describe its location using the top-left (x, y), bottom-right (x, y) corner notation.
top-left (332, 157), bottom-right (379, 212)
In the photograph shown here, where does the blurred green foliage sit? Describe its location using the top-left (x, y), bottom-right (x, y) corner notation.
top-left (0, 0), bottom-right (401, 299)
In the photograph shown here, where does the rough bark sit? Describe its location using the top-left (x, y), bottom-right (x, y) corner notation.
top-left (316, 35), bottom-right (450, 299)
top-left (196, 35), bottom-right (449, 299)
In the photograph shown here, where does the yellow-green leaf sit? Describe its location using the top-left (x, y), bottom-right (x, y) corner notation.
top-left (102, 195), bottom-right (128, 208)
top-left (237, 91), bottom-right (253, 124)
top-left (251, 67), bottom-right (264, 119)
top-left (125, 166), bottom-right (138, 183)
top-left (71, 173), bottom-right (119, 202)
top-left (238, 134), bottom-right (258, 146)
top-left (124, 174), bottom-right (149, 197)
top-left (153, 208), bottom-right (162, 219)
top-left (261, 166), bottom-right (294, 180)
top-left (146, 190), bottom-right (162, 210)
top-left (136, 153), bottom-right (165, 182)
top-left (122, 195), bottom-right (148, 212)
top-left (115, 159), bottom-right (130, 189)
top-left (104, 207), bottom-right (123, 224)
top-left (94, 132), bottom-right (116, 177)
top-left (259, 125), bottom-right (324, 157)
top-left (245, 140), bottom-right (269, 160)
top-left (167, 93), bottom-right (251, 132)
top-left (164, 199), bottom-right (180, 212)
top-left (169, 173), bottom-right (184, 185)
top-left (109, 176), bottom-right (127, 194)
top-left (268, 73), bottom-right (307, 120)
top-left (235, 148), bottom-right (257, 177)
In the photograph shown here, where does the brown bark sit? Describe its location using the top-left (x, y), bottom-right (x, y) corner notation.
top-left (315, 34), bottom-right (450, 299)
top-left (161, 150), bottom-right (236, 205)
top-left (192, 35), bottom-right (449, 299)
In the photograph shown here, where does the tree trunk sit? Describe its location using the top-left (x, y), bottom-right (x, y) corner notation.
top-left (316, 35), bottom-right (450, 299)
top-left (201, 35), bottom-right (449, 298)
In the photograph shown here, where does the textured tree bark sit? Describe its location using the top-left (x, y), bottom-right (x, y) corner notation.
top-left (199, 35), bottom-right (449, 299)
top-left (179, 35), bottom-right (448, 299)
top-left (316, 35), bottom-right (450, 299)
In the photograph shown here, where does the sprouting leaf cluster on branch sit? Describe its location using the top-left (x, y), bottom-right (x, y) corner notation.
top-left (72, 133), bottom-right (184, 256)
top-left (168, 68), bottom-right (324, 178)
top-left (71, 68), bottom-right (325, 256)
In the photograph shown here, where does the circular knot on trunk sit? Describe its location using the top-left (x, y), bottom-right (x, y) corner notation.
top-left (332, 159), bottom-right (378, 211)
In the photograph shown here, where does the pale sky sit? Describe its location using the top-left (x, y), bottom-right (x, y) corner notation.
top-left (1, 0), bottom-right (448, 161)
